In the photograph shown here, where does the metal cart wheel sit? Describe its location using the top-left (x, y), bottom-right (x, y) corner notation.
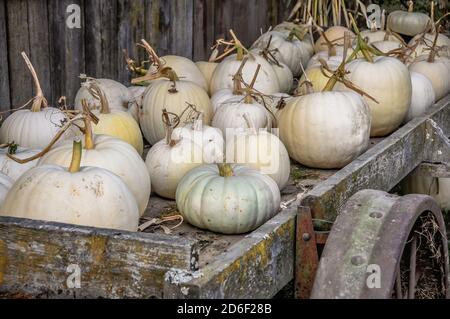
top-left (311, 189), bottom-right (449, 299)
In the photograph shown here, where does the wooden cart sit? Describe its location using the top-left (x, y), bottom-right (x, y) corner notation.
top-left (0, 95), bottom-right (449, 299)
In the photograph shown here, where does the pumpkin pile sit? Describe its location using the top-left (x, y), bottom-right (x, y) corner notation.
top-left (0, 1), bottom-right (448, 234)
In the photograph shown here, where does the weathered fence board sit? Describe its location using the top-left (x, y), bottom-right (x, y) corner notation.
top-left (48, 0), bottom-right (85, 107)
top-left (0, 0), bottom-right (10, 112)
top-left (0, 0), bottom-right (292, 107)
top-left (117, 0), bottom-right (146, 84)
top-left (6, 0), bottom-right (32, 107)
top-left (28, 0), bottom-right (52, 104)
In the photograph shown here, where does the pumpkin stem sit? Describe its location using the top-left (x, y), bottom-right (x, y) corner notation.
top-left (217, 163), bottom-right (234, 177)
top-left (298, 80), bottom-right (315, 94)
top-left (21, 52), bottom-right (48, 112)
top-left (85, 81), bottom-right (110, 114)
top-left (230, 30), bottom-right (245, 61)
top-left (81, 99), bottom-right (96, 150)
top-left (427, 26), bottom-right (440, 63)
top-left (322, 33), bottom-right (379, 104)
top-left (348, 13), bottom-right (385, 63)
top-left (162, 109), bottom-right (180, 147)
top-left (319, 30), bottom-right (337, 57)
top-left (131, 39), bottom-right (180, 86)
top-left (232, 57), bottom-right (248, 95)
top-left (430, 1), bottom-right (436, 33)
top-left (287, 26), bottom-right (307, 42)
top-left (208, 48), bottom-right (219, 62)
top-left (68, 139), bottom-right (83, 173)
top-left (243, 64), bottom-right (260, 104)
top-left (258, 35), bottom-right (282, 67)
top-left (381, 9), bottom-right (386, 31)
top-left (407, 0), bottom-right (414, 13)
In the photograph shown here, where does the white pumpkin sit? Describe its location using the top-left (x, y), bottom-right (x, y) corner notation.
top-left (408, 33), bottom-right (450, 60)
top-left (38, 127), bottom-right (150, 216)
top-left (176, 164), bottom-right (281, 234)
top-left (263, 93), bottom-right (292, 117)
top-left (195, 50), bottom-right (219, 96)
top-left (306, 47), bottom-right (350, 68)
top-left (271, 62), bottom-right (294, 93)
top-left (0, 107), bottom-right (71, 149)
top-left (0, 173), bottom-right (13, 205)
top-left (277, 91), bottom-right (371, 169)
top-left (1, 141), bottom-right (139, 231)
top-left (402, 169), bottom-right (450, 211)
top-left (211, 88), bottom-right (244, 115)
top-left (297, 60), bottom-right (340, 94)
top-left (212, 95), bottom-right (270, 136)
top-left (251, 30), bottom-right (314, 76)
top-left (172, 116), bottom-right (224, 164)
top-left (81, 82), bottom-right (144, 154)
top-left (145, 112), bottom-right (205, 199)
top-left (409, 55), bottom-right (450, 101)
top-left (335, 56), bottom-right (412, 137)
top-left (127, 85), bottom-right (147, 122)
top-left (0, 53), bottom-right (72, 149)
top-left (0, 146), bottom-right (40, 181)
top-left (210, 53), bottom-right (280, 95)
top-left (158, 55), bottom-right (208, 92)
top-left (371, 40), bottom-right (403, 54)
top-left (225, 117), bottom-right (290, 189)
top-left (360, 29), bottom-right (401, 44)
top-left (75, 78), bottom-right (131, 112)
top-left (387, 1), bottom-right (431, 37)
top-left (404, 72), bottom-right (435, 123)
top-left (138, 70), bottom-right (212, 145)
top-left (314, 26), bottom-right (355, 53)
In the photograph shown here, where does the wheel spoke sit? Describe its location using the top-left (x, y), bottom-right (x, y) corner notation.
top-left (408, 235), bottom-right (417, 299)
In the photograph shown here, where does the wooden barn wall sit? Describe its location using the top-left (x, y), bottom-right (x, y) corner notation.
top-left (0, 0), bottom-right (293, 110)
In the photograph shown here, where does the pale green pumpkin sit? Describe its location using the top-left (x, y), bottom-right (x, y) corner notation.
top-left (176, 164), bottom-right (280, 234)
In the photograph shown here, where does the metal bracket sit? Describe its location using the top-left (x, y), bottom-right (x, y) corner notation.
top-left (295, 206), bottom-right (319, 299)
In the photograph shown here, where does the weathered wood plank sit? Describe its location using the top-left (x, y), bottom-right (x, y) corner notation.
top-left (170, 0), bottom-right (194, 58)
top-left (27, 0), bottom-right (52, 104)
top-left (213, 0), bottom-right (234, 46)
top-left (0, 216), bottom-right (199, 298)
top-left (192, 0), bottom-right (215, 61)
top-left (144, 0), bottom-right (170, 55)
top-left (117, 0), bottom-right (145, 85)
top-left (100, 0), bottom-right (118, 79)
top-left (163, 208), bottom-right (296, 299)
top-left (48, 0), bottom-right (84, 106)
top-left (276, 0), bottom-right (295, 22)
top-left (144, 0), bottom-right (194, 58)
top-left (0, 0), bottom-right (10, 112)
top-left (6, 0), bottom-right (32, 107)
top-left (300, 95), bottom-right (450, 222)
top-left (84, 0), bottom-right (103, 78)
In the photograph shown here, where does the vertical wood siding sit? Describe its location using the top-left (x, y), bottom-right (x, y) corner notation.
top-left (0, 0), bottom-right (293, 110)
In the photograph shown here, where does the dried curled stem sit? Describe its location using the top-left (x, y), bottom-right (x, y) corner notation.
top-left (320, 58), bottom-right (379, 103)
top-left (21, 52), bottom-right (48, 112)
top-left (257, 35), bottom-right (282, 67)
top-left (131, 40), bottom-right (179, 91)
top-left (6, 101), bottom-right (99, 164)
top-left (82, 79), bottom-right (110, 114)
top-left (209, 30), bottom-right (249, 62)
top-left (161, 109), bottom-right (181, 147)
